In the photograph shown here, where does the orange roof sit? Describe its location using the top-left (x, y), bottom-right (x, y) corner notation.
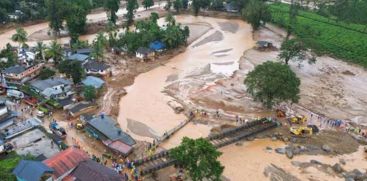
top-left (43, 147), bottom-right (89, 179)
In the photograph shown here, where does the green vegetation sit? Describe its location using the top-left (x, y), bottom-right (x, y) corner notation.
top-left (0, 43), bottom-right (16, 69)
top-left (244, 61), bottom-right (300, 108)
top-left (83, 86), bottom-right (97, 101)
top-left (91, 32), bottom-right (107, 61)
top-left (278, 39), bottom-right (306, 65)
top-left (192, 0), bottom-right (210, 16)
top-left (170, 137), bottom-right (224, 181)
top-left (117, 13), bottom-right (189, 53)
top-left (11, 27), bottom-right (28, 48)
top-left (58, 60), bottom-right (85, 84)
top-left (143, 0), bottom-right (154, 10)
top-left (38, 68), bottom-right (56, 80)
top-left (242, 0), bottom-right (271, 31)
top-left (45, 41), bottom-right (63, 65)
top-left (126, 0), bottom-right (139, 26)
top-left (0, 152), bottom-right (35, 181)
top-left (66, 0), bottom-right (90, 43)
top-left (269, 3), bottom-right (367, 68)
top-left (104, 0), bottom-right (120, 25)
top-left (35, 42), bottom-right (46, 62)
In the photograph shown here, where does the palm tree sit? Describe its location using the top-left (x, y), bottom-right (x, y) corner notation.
top-left (11, 27), bottom-right (28, 49)
top-left (35, 42), bottom-right (46, 62)
top-left (165, 13), bottom-right (176, 26)
top-left (46, 41), bottom-right (63, 64)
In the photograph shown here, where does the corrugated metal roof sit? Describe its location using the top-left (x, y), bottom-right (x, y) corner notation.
top-left (43, 147), bottom-right (89, 178)
top-left (87, 115), bottom-right (136, 146)
top-left (82, 76), bottom-right (105, 89)
top-left (69, 159), bottom-right (125, 181)
top-left (13, 160), bottom-right (53, 181)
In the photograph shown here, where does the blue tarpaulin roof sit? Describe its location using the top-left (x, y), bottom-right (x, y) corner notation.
top-left (149, 40), bottom-right (166, 51)
top-left (13, 160), bottom-right (53, 181)
top-left (82, 76), bottom-right (105, 89)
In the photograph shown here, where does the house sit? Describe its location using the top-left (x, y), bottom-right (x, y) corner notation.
top-left (85, 115), bottom-right (136, 156)
top-left (30, 77), bottom-right (73, 100)
top-left (0, 104), bottom-right (17, 130)
top-left (256, 41), bottom-right (274, 49)
top-left (2, 63), bottom-right (44, 82)
top-left (83, 61), bottom-right (111, 76)
top-left (13, 160), bottom-right (54, 181)
top-left (149, 40), bottom-right (166, 52)
top-left (82, 76), bottom-right (105, 89)
top-left (43, 147), bottom-right (89, 180)
top-left (64, 159), bottom-right (125, 181)
top-left (136, 47), bottom-right (155, 60)
top-left (224, 2), bottom-right (240, 13)
top-left (58, 96), bottom-right (75, 110)
top-left (76, 48), bottom-right (92, 56)
top-left (67, 102), bottom-right (97, 118)
top-left (67, 53), bottom-right (89, 63)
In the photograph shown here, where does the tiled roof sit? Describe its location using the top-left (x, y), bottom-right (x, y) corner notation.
top-left (68, 159), bottom-right (125, 181)
top-left (43, 147), bottom-right (89, 178)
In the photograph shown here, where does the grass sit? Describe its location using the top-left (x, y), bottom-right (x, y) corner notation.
top-left (269, 3), bottom-right (367, 68)
top-left (0, 152), bottom-right (23, 181)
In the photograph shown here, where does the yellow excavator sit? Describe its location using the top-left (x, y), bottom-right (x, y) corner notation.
top-left (290, 126), bottom-right (313, 136)
top-left (289, 115), bottom-right (307, 124)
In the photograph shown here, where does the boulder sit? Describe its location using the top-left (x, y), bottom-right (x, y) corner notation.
top-left (332, 163), bottom-right (343, 173)
top-left (339, 159), bottom-right (346, 165)
top-left (272, 136), bottom-right (277, 141)
top-left (286, 149), bottom-right (294, 159)
top-left (322, 144), bottom-right (332, 153)
top-left (275, 148), bottom-right (286, 154)
top-left (310, 160), bottom-right (322, 165)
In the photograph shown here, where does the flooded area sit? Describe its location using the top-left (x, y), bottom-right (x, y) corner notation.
top-left (0, 4), bottom-right (166, 48)
top-left (117, 15), bottom-right (255, 143)
top-left (219, 139), bottom-right (367, 181)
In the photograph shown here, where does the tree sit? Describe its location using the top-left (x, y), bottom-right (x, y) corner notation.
top-left (143, 0), bottom-right (154, 9)
top-left (83, 86), bottom-right (97, 101)
top-left (66, 3), bottom-right (88, 43)
top-left (242, 0), bottom-right (271, 31)
top-left (173, 0), bottom-right (183, 12)
top-left (278, 39), bottom-right (306, 65)
top-left (150, 12), bottom-right (159, 24)
top-left (0, 44), bottom-right (16, 69)
top-left (35, 42), bottom-right (46, 61)
top-left (286, 0), bottom-right (299, 39)
top-left (182, 0), bottom-right (189, 9)
top-left (165, 0), bottom-right (172, 11)
top-left (244, 61), bottom-right (300, 108)
top-left (126, 0), bottom-right (139, 26)
top-left (46, 0), bottom-right (66, 35)
top-left (211, 0), bottom-right (224, 10)
top-left (170, 137), bottom-right (224, 181)
top-left (191, 0), bottom-right (210, 16)
top-left (104, 0), bottom-right (120, 25)
top-left (38, 68), bottom-right (55, 79)
top-left (11, 27), bottom-right (28, 48)
top-left (46, 41), bottom-right (63, 64)
top-left (91, 32), bottom-right (107, 61)
top-left (58, 60), bottom-right (85, 84)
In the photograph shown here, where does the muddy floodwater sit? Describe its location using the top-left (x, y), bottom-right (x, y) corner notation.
top-left (220, 139), bottom-right (367, 181)
top-left (117, 15), bottom-right (255, 143)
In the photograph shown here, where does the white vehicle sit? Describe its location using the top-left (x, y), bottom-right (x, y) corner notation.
top-left (36, 111), bottom-right (45, 118)
top-left (6, 89), bottom-right (24, 99)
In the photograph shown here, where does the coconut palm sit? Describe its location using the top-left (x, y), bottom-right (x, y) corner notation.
top-left (35, 42), bottom-right (46, 62)
top-left (11, 27), bottom-right (28, 49)
top-left (91, 32), bottom-right (107, 61)
top-left (46, 41), bottom-right (63, 64)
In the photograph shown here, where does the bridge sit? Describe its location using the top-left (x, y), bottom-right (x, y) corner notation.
top-left (132, 118), bottom-right (279, 176)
